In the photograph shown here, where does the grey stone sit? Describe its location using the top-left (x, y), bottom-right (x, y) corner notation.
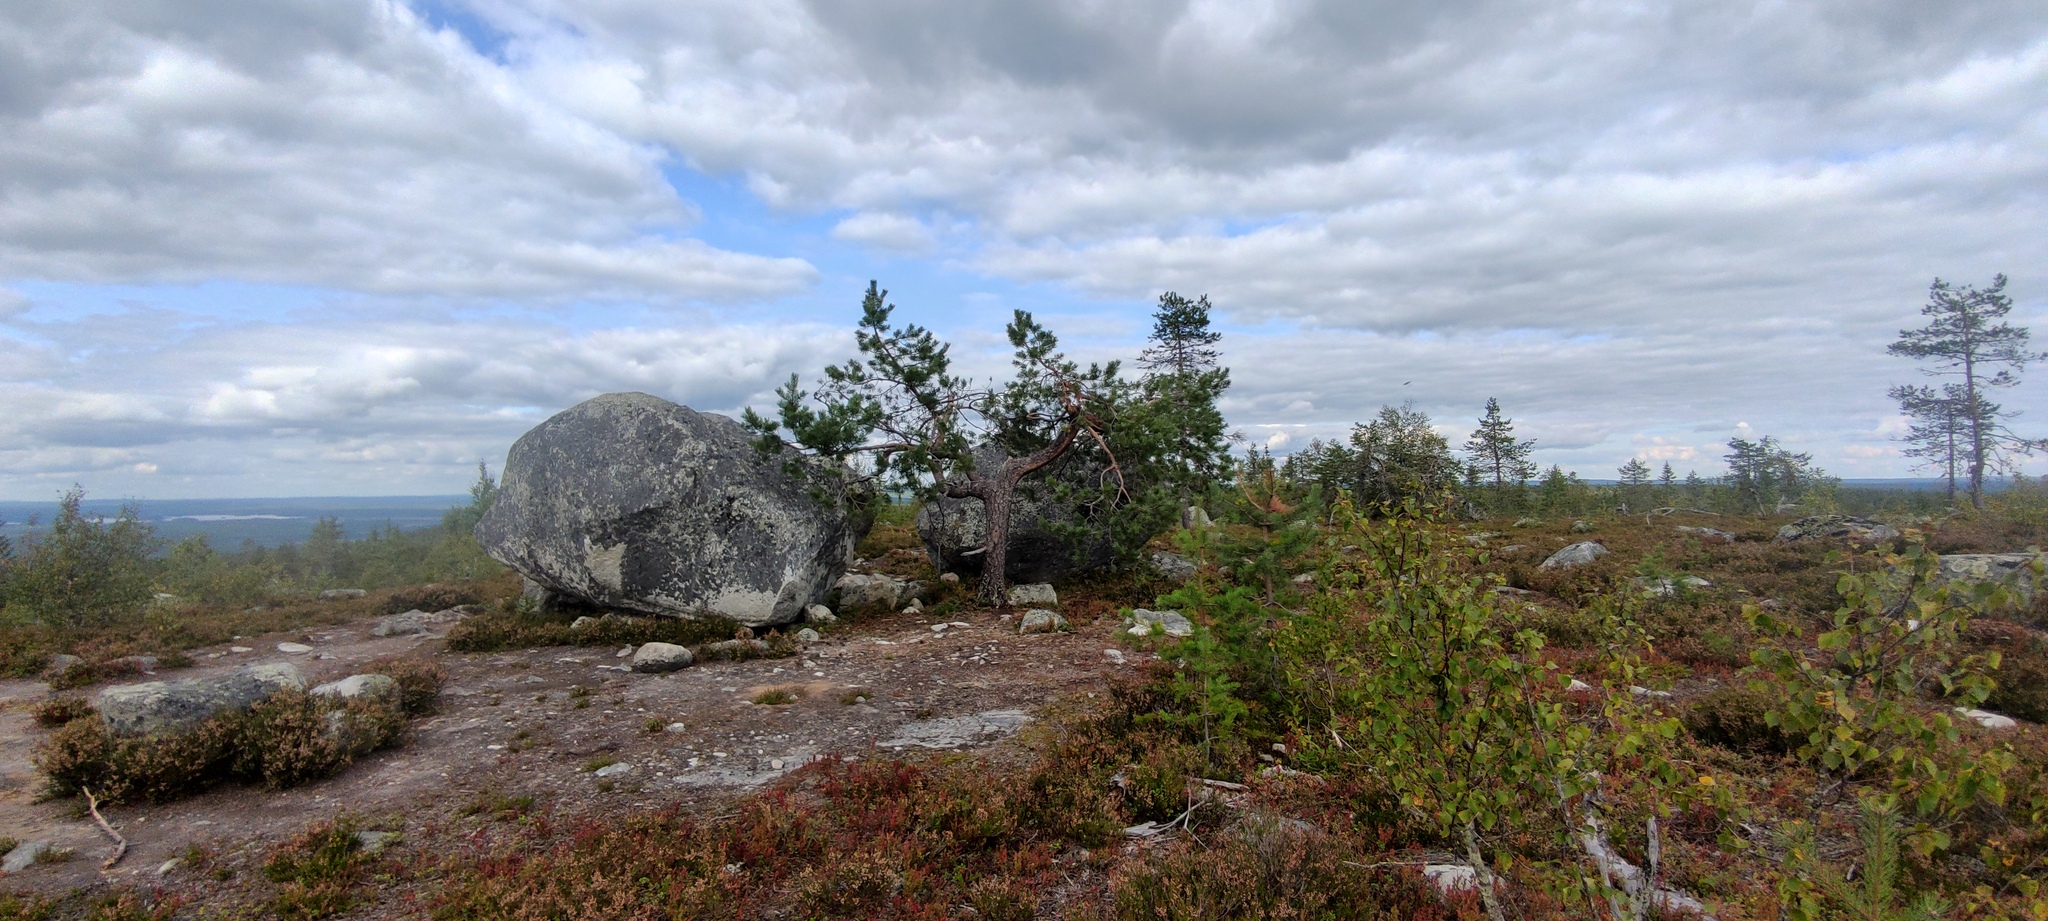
top-left (372, 610), bottom-right (431, 637)
top-left (593, 762), bottom-right (633, 778)
top-left (796, 628), bottom-right (821, 643)
top-left (916, 446), bottom-right (1113, 583)
top-left (2, 841), bottom-right (52, 874)
top-left (1957, 707), bottom-right (2019, 730)
top-left (880, 709), bottom-right (1031, 749)
top-left (1540, 541), bottom-right (1609, 569)
top-left (95, 664), bottom-right (306, 737)
top-left (41, 653), bottom-right (82, 679)
top-left (352, 831), bottom-right (396, 854)
top-left (1936, 553), bottom-right (2044, 606)
top-left (1676, 525), bottom-right (1736, 542)
top-left (310, 674), bottom-right (402, 710)
top-left (1461, 532), bottom-right (1499, 546)
top-left (1150, 551), bottom-right (1197, 582)
top-left (1637, 575), bottom-right (1711, 597)
top-left (1290, 572), bottom-right (1315, 585)
top-left (318, 588), bottom-right (367, 601)
top-left (1570, 520), bottom-right (1594, 533)
top-left (570, 616), bottom-right (598, 630)
top-left (277, 642), bottom-right (313, 654)
top-left (832, 573), bottom-right (918, 617)
top-left (1128, 609), bottom-right (1195, 638)
top-left (803, 604), bottom-right (837, 624)
top-left (1512, 517), bottom-right (1541, 528)
top-left (1181, 506), bottom-right (1213, 529)
top-left (1007, 582), bottom-right (1058, 608)
top-left (1017, 609), bottom-right (1068, 634)
top-left (475, 392), bottom-right (874, 628)
top-left (939, 572), bottom-right (961, 584)
top-left (632, 642), bottom-right (695, 673)
top-left (1774, 515), bottom-right (1900, 544)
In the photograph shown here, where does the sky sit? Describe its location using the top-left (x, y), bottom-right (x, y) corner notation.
top-left (1, 0), bottom-right (2045, 500)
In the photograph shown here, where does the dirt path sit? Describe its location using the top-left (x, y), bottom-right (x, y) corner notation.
top-left (0, 605), bottom-right (1143, 899)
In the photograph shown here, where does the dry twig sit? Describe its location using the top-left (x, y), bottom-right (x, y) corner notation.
top-left (82, 787), bottom-right (126, 869)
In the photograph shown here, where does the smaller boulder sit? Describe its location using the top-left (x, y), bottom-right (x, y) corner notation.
top-left (1181, 506), bottom-right (1213, 529)
top-left (939, 572), bottom-right (961, 584)
top-left (1774, 516), bottom-right (1900, 544)
top-left (1018, 610), bottom-right (1067, 634)
top-left (1008, 583), bottom-right (1058, 609)
top-left (95, 663), bottom-right (306, 737)
top-left (2, 841), bottom-right (54, 874)
top-left (318, 588), bottom-right (368, 601)
top-left (1957, 707), bottom-right (2018, 731)
top-left (1150, 551), bottom-right (1197, 583)
top-left (833, 573), bottom-right (920, 617)
top-left (1676, 525), bottom-right (1736, 542)
top-left (570, 616), bottom-right (598, 630)
top-left (1540, 542), bottom-right (1609, 570)
top-left (796, 628), bottom-right (821, 644)
top-left (803, 604), bottom-right (838, 625)
top-left (40, 654), bottom-right (82, 681)
top-left (1637, 575), bottom-right (1711, 597)
top-left (1127, 609), bottom-right (1195, 638)
top-left (311, 674), bottom-right (402, 710)
top-left (277, 642), bottom-right (313, 655)
top-left (1570, 520), bottom-right (1594, 533)
top-left (632, 643), bottom-right (695, 673)
top-left (372, 610), bottom-right (431, 637)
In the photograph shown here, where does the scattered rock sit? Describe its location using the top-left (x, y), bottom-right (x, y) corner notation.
top-left (1637, 575), bottom-right (1711, 596)
top-left (1571, 520), bottom-right (1595, 533)
top-left (570, 616), bottom-right (597, 630)
top-left (1127, 609), bottom-right (1195, 638)
top-left (1512, 517), bottom-right (1541, 528)
top-left (631, 642), bottom-right (696, 673)
top-left (880, 709), bottom-right (1031, 749)
top-left (1181, 506), bottom-right (1214, 530)
top-left (1462, 532), bottom-right (1499, 546)
top-left (475, 392), bottom-right (875, 628)
top-left (95, 664), bottom-right (306, 737)
top-left (699, 638), bottom-right (769, 661)
top-left (902, 598), bottom-right (924, 614)
top-left (372, 610), bottom-right (431, 637)
top-left (1676, 525), bottom-right (1736, 542)
top-left (1018, 610), bottom-right (1068, 634)
top-left (317, 588), bottom-right (367, 601)
top-left (1539, 542), bottom-right (1608, 569)
top-left (1774, 515), bottom-right (1900, 544)
top-left (917, 445), bottom-right (1113, 583)
top-left (228, 646), bottom-right (252, 654)
top-left (1936, 553), bottom-right (2044, 606)
top-left (939, 572), bottom-right (961, 584)
top-left (1423, 864), bottom-right (1477, 894)
top-left (276, 642), bottom-right (312, 655)
top-left (593, 762), bottom-right (633, 778)
top-left (615, 646), bottom-right (633, 658)
top-left (310, 674), bottom-right (402, 710)
top-left (40, 654), bottom-right (82, 680)
top-left (154, 858), bottom-right (182, 876)
top-left (833, 573), bottom-right (922, 617)
top-left (1566, 679), bottom-right (1595, 693)
top-left (352, 831), bottom-right (396, 854)
top-left (1289, 572), bottom-right (1315, 586)
top-left (1008, 583), bottom-right (1058, 609)
top-left (2, 842), bottom-right (52, 874)
top-left (1958, 707), bottom-right (2018, 730)
top-left (796, 628), bottom-right (821, 644)
top-left (1103, 649), bottom-right (1126, 664)
top-left (803, 604), bottom-right (838, 624)
top-left (1150, 551), bottom-right (1197, 583)
top-left (1629, 685), bottom-right (1673, 699)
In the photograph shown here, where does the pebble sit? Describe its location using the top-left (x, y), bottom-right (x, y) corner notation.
top-left (594, 763), bottom-right (633, 778)
top-left (229, 646), bottom-right (252, 653)
top-left (1103, 649), bottom-right (1127, 664)
top-left (276, 642), bottom-right (312, 654)
top-left (770, 759), bottom-right (785, 769)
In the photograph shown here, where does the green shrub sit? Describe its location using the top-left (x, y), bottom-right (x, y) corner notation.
top-left (2, 489), bottom-right (159, 628)
top-left (264, 817), bottom-right (379, 920)
top-left (1681, 685), bottom-right (1800, 756)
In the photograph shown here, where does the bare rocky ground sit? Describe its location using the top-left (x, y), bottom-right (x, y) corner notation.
top-left (0, 602), bottom-right (1143, 907)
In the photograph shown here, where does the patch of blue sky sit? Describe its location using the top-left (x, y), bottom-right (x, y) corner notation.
top-left (406, 0), bottom-right (513, 63)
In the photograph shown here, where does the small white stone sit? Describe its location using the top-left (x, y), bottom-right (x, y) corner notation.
top-left (1958, 707), bottom-right (2019, 730)
top-left (276, 642), bottom-right (312, 654)
top-left (1103, 649), bottom-right (1127, 664)
top-left (228, 646), bottom-right (252, 653)
top-left (594, 762), bottom-right (632, 778)
top-left (666, 722), bottom-right (686, 733)
top-left (1567, 679), bottom-right (1594, 693)
top-left (771, 759), bottom-right (785, 769)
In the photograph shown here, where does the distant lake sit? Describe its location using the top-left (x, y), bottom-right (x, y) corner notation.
top-left (0, 496), bottom-right (469, 550)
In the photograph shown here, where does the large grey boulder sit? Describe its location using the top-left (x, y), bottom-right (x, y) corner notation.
top-left (95, 663), bottom-right (306, 737)
top-left (831, 573), bottom-right (923, 617)
top-left (1540, 541), bottom-right (1609, 570)
top-left (916, 446), bottom-right (1112, 584)
top-left (476, 393), bottom-right (874, 628)
top-left (1936, 553), bottom-right (2044, 606)
top-left (1774, 515), bottom-right (1899, 544)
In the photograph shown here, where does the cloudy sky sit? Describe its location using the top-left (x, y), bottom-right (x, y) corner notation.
top-left (2, 0), bottom-right (2045, 499)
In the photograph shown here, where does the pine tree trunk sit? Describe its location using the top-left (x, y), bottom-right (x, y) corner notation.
top-left (1967, 355), bottom-right (1986, 510)
top-left (955, 420), bottom-right (1086, 609)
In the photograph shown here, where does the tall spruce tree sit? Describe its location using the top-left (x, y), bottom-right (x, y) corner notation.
top-left (1463, 397), bottom-right (1537, 488)
top-left (1888, 274), bottom-right (2046, 509)
top-left (1135, 292), bottom-right (1232, 504)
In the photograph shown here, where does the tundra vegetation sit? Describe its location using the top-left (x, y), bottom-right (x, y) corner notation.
top-left (1, 279), bottom-right (2046, 919)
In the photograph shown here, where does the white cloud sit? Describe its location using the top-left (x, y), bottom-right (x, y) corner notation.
top-left (830, 212), bottom-right (936, 253)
